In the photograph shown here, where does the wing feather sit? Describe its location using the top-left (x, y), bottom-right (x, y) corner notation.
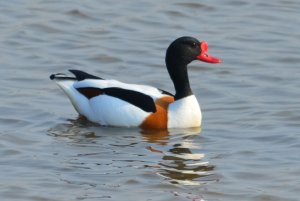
top-left (76, 87), bottom-right (156, 113)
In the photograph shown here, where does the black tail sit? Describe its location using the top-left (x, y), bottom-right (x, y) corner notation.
top-left (69, 69), bottom-right (103, 81)
top-left (50, 70), bottom-right (103, 81)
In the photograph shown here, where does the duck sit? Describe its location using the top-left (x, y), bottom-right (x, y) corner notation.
top-left (50, 36), bottom-right (221, 129)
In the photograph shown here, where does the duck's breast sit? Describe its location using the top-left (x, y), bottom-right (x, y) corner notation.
top-left (167, 95), bottom-right (202, 128)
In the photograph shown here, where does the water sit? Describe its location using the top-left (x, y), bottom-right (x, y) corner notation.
top-left (0, 0), bottom-right (300, 200)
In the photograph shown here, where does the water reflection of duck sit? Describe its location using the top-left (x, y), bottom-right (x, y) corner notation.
top-left (141, 127), bottom-right (201, 145)
top-left (49, 117), bottom-right (216, 186)
top-left (50, 37), bottom-right (221, 129)
top-left (143, 128), bottom-right (217, 185)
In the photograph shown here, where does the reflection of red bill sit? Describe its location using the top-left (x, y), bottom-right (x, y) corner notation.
top-left (196, 41), bottom-right (222, 63)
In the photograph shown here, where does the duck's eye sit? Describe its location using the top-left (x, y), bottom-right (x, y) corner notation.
top-left (191, 42), bottom-right (197, 48)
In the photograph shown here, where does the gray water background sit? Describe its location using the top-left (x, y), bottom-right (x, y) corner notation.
top-left (0, 0), bottom-right (300, 200)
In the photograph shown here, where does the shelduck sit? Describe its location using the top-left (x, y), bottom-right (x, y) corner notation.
top-left (50, 36), bottom-right (221, 129)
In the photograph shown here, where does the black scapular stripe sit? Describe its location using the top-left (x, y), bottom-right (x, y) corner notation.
top-left (76, 87), bottom-right (156, 113)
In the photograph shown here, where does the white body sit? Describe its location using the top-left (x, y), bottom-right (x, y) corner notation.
top-left (54, 79), bottom-right (202, 128)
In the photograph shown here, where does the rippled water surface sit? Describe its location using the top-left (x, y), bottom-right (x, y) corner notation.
top-left (1, 0), bottom-right (300, 200)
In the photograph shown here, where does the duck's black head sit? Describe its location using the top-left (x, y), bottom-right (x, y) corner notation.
top-left (166, 36), bottom-right (221, 66)
top-left (165, 36), bottom-right (221, 100)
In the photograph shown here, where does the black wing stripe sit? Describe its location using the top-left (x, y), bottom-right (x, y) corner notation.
top-left (76, 87), bottom-right (156, 113)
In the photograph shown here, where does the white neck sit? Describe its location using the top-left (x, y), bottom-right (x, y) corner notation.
top-left (167, 95), bottom-right (202, 128)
